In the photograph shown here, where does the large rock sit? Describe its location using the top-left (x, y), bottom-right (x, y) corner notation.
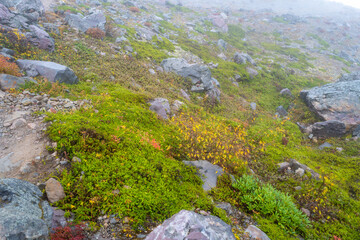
top-left (16, 59), bottom-right (79, 84)
top-left (15, 0), bottom-right (44, 21)
top-left (234, 52), bottom-right (256, 66)
top-left (311, 120), bottom-right (346, 138)
top-left (65, 10), bottom-right (106, 32)
top-left (26, 25), bottom-right (55, 52)
top-left (301, 80), bottom-right (360, 129)
top-left (0, 3), bottom-right (13, 22)
top-left (211, 13), bottom-right (228, 32)
top-left (0, 178), bottom-right (53, 239)
top-left (245, 225), bottom-right (271, 240)
top-left (145, 210), bottom-right (235, 240)
top-left (0, 0), bottom-right (44, 24)
top-left (161, 58), bottom-right (216, 92)
top-left (338, 71), bottom-right (360, 82)
top-left (183, 160), bottom-right (223, 191)
top-left (0, 74), bottom-right (36, 91)
top-left (149, 98), bottom-right (171, 120)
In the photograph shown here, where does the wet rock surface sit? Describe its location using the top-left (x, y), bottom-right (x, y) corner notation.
top-left (0, 178), bottom-right (53, 240)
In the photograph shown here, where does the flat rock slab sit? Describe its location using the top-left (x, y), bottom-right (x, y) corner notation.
top-left (145, 210), bottom-right (235, 240)
top-left (301, 80), bottom-right (360, 129)
top-left (16, 59), bottom-right (78, 84)
top-left (0, 178), bottom-right (53, 239)
top-left (0, 74), bottom-right (35, 91)
top-left (183, 160), bottom-right (223, 191)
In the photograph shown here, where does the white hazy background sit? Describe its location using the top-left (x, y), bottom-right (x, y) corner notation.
top-left (327, 0), bottom-right (360, 9)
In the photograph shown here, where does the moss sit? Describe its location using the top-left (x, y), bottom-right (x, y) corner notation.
top-left (56, 5), bottom-right (82, 14)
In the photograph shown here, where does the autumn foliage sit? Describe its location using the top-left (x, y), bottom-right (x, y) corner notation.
top-left (129, 7), bottom-right (140, 13)
top-left (50, 224), bottom-right (85, 240)
top-left (86, 28), bottom-right (105, 40)
top-left (0, 55), bottom-right (22, 76)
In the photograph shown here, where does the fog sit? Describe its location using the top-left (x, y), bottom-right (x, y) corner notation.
top-left (171, 0), bottom-right (360, 19)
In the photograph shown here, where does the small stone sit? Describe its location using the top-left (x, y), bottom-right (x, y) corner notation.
top-left (22, 98), bottom-right (32, 106)
top-left (123, 217), bottom-right (130, 224)
top-left (20, 162), bottom-right (33, 174)
top-left (295, 186), bottom-right (302, 191)
top-left (64, 102), bottom-right (74, 108)
top-left (110, 218), bottom-right (117, 224)
top-left (250, 102), bottom-right (257, 110)
top-left (295, 168), bottom-right (305, 177)
top-left (10, 118), bottom-right (27, 129)
top-left (28, 123), bottom-right (37, 129)
top-left (72, 156), bottom-right (81, 163)
top-left (301, 208), bottom-right (311, 217)
top-left (199, 210), bottom-right (209, 216)
top-left (280, 88), bottom-right (293, 97)
top-left (45, 178), bottom-right (66, 203)
top-left (318, 142), bottom-right (332, 150)
top-left (149, 69), bottom-right (156, 75)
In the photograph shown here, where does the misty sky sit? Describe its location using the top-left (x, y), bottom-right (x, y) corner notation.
top-left (328, 0), bottom-right (360, 9)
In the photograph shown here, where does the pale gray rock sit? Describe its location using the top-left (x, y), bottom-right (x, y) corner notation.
top-left (65, 10), bottom-right (106, 32)
top-left (16, 60), bottom-right (79, 84)
top-left (183, 160), bottom-right (223, 191)
top-left (149, 98), bottom-right (170, 120)
top-left (301, 80), bottom-right (360, 129)
top-left (45, 178), bottom-right (66, 203)
top-left (338, 71), bottom-right (360, 82)
top-left (0, 74), bottom-right (36, 91)
top-left (249, 102), bottom-right (256, 111)
top-left (318, 142), bottom-right (332, 150)
top-left (161, 58), bottom-right (215, 92)
top-left (245, 225), bottom-right (271, 240)
top-left (276, 106), bottom-right (288, 117)
top-left (145, 210), bottom-right (235, 240)
top-left (353, 125), bottom-right (360, 137)
top-left (26, 25), bottom-right (55, 52)
top-left (234, 52), bottom-right (256, 66)
top-left (0, 178), bottom-right (53, 240)
top-left (280, 88), bottom-right (293, 97)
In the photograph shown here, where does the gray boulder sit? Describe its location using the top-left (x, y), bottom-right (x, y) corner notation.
top-left (246, 67), bottom-right (258, 79)
top-left (161, 58), bottom-right (215, 92)
top-left (0, 178), bottom-right (53, 239)
top-left (353, 125), bottom-right (360, 137)
top-left (278, 159), bottom-right (320, 179)
top-left (0, 3), bottom-right (13, 22)
top-left (15, 0), bottom-right (44, 21)
top-left (0, 74), bottom-right (36, 91)
top-left (149, 98), bottom-right (170, 120)
top-left (183, 160), bottom-right (223, 191)
top-left (338, 71), bottom-right (360, 82)
top-left (16, 60), bottom-right (79, 84)
top-left (311, 120), bottom-right (346, 138)
top-left (280, 88), bottom-right (293, 97)
top-left (245, 225), bottom-right (271, 240)
top-left (65, 10), bottom-right (106, 32)
top-left (217, 39), bottom-right (227, 50)
top-left (234, 52), bottom-right (256, 66)
top-left (301, 80), bottom-right (360, 129)
top-left (136, 27), bottom-right (156, 41)
top-left (276, 106), bottom-right (288, 117)
top-left (145, 210), bottom-right (235, 240)
top-left (26, 25), bottom-right (55, 52)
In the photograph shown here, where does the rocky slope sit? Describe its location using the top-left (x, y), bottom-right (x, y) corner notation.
top-left (0, 0), bottom-right (359, 239)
